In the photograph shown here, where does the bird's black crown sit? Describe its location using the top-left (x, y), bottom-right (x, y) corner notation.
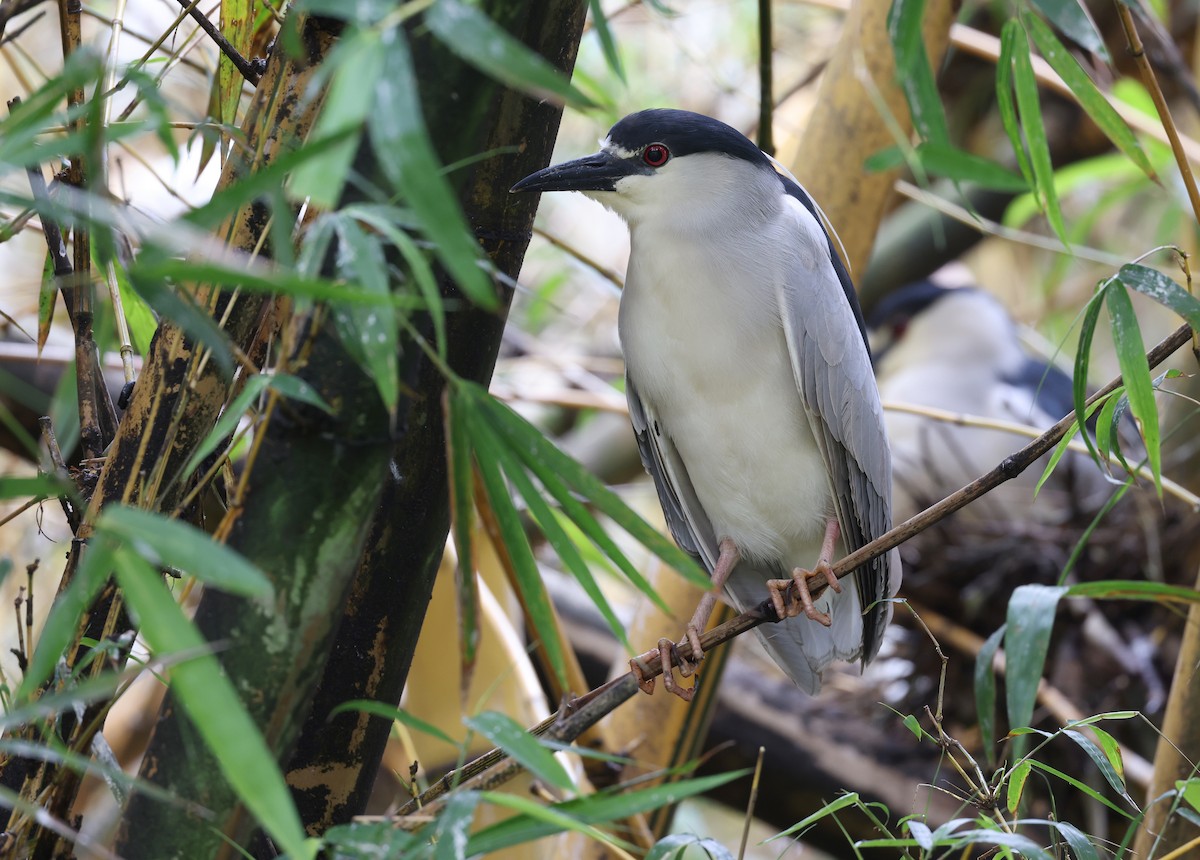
top-left (607, 109), bottom-right (770, 166)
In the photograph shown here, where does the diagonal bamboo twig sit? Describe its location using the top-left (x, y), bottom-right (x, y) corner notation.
top-left (395, 320), bottom-right (1196, 819)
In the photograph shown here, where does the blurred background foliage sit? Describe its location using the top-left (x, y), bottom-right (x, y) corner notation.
top-left (0, 0), bottom-right (1199, 857)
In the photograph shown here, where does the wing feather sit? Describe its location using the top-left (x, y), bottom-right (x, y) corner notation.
top-left (776, 185), bottom-right (900, 663)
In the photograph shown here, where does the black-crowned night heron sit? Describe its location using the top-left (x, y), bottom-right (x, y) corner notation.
top-left (869, 279), bottom-right (1107, 524)
top-left (513, 109), bottom-right (901, 699)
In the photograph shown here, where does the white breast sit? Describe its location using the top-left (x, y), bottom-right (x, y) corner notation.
top-left (618, 218), bottom-right (833, 566)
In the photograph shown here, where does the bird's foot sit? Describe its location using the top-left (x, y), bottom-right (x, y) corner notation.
top-left (628, 634), bottom-right (701, 702)
top-left (766, 562), bottom-right (842, 626)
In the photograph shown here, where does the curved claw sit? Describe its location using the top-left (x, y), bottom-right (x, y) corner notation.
top-left (659, 639), bottom-right (696, 702)
top-left (629, 653), bottom-right (657, 694)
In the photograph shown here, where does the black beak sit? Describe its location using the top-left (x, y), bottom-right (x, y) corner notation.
top-left (511, 151), bottom-right (639, 193)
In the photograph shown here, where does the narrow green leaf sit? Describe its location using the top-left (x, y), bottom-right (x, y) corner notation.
top-left (328, 699), bottom-right (462, 749)
top-left (912, 142), bottom-right (1028, 191)
top-left (426, 1), bottom-right (594, 109)
top-left (0, 474), bottom-right (70, 501)
top-left (647, 834), bottom-right (735, 860)
top-left (1117, 263), bottom-right (1200, 330)
top-left (344, 203), bottom-right (446, 356)
top-left (469, 412), bottom-right (568, 687)
top-left (1176, 778), bottom-right (1200, 813)
top-left (1005, 584), bottom-right (1068, 732)
top-left (1062, 728), bottom-right (1135, 805)
top-left (369, 26), bottom-right (497, 309)
top-left (112, 547), bottom-right (312, 859)
top-left (1030, 759), bottom-right (1138, 819)
top-left (906, 819), bottom-right (934, 851)
top-left (15, 539), bottom-right (112, 702)
top-left (975, 623), bottom-right (1006, 764)
top-left (445, 387), bottom-right (480, 682)
top-left (471, 386), bottom-right (706, 587)
top-left (466, 771), bottom-right (747, 855)
top-left (586, 0), bottom-right (624, 81)
top-left (1106, 280), bottom-right (1161, 495)
top-left (268, 373), bottom-right (334, 414)
top-left (1007, 759), bottom-right (1032, 813)
top-left (323, 821), bottom-right (417, 857)
top-left (997, 22), bottom-right (1035, 187)
top-left (38, 250), bottom-right (56, 354)
top-left (111, 256), bottom-right (157, 355)
top-left (218, 0), bottom-right (253, 129)
top-left (887, 0), bottom-right (949, 144)
top-left (500, 452), bottom-right (631, 651)
top-left (333, 218), bottom-right (399, 411)
top-left (464, 711), bottom-right (574, 791)
top-left (947, 828), bottom-right (1054, 860)
top-left (1073, 285), bottom-right (1108, 465)
top-left (288, 31), bottom-right (382, 208)
top-left (1024, 14), bottom-right (1153, 180)
top-left (182, 374), bottom-right (270, 478)
top-left (1095, 389), bottom-right (1123, 464)
top-left (1012, 21), bottom-right (1068, 244)
top-left (1066, 579), bottom-right (1200, 603)
top-left (770, 793), bottom-right (861, 840)
top-left (1054, 821), bottom-right (1100, 860)
top-left (431, 792), bottom-right (481, 860)
top-left (98, 505), bottom-right (273, 600)
top-left (1029, 0), bottom-right (1109, 60)
top-left (1034, 396), bottom-right (1106, 495)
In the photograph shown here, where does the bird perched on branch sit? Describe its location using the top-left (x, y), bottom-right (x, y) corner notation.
top-left (513, 109), bottom-right (901, 698)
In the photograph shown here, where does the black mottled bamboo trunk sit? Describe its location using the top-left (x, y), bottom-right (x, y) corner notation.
top-left (279, 0), bottom-right (588, 836)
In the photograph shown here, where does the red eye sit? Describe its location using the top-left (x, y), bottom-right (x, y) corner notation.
top-left (642, 143), bottom-right (670, 167)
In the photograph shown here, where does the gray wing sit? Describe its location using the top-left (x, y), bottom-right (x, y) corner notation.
top-left (626, 375), bottom-right (717, 571)
top-left (775, 189), bottom-right (901, 664)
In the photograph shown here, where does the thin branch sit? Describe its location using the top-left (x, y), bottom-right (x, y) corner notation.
top-left (173, 0), bottom-right (262, 86)
top-left (395, 321), bottom-right (1195, 815)
top-left (0, 0), bottom-right (46, 40)
top-left (756, 0), bottom-right (773, 156)
top-left (1114, 1), bottom-right (1200, 227)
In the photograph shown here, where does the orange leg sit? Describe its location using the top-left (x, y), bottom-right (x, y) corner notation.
top-left (766, 518), bottom-right (843, 626)
top-left (629, 538), bottom-right (740, 701)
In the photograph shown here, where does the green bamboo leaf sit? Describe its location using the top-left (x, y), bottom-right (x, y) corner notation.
top-left (1005, 584), bottom-right (1068, 732)
top-left (467, 771), bottom-right (748, 855)
top-left (369, 25), bottom-right (497, 309)
top-left (323, 822), bottom-right (416, 857)
top-left (38, 250), bottom-right (56, 354)
top-left (431, 792), bottom-right (482, 860)
top-left (997, 22), bottom-right (1035, 187)
top-left (587, 0), bottom-right (625, 81)
top-left (1117, 263), bottom-right (1200, 329)
top-left (0, 474), bottom-right (70, 501)
top-left (913, 142), bottom-right (1028, 191)
top-left (217, 0), bottom-right (254, 129)
top-left (1007, 759), bottom-right (1032, 813)
top-left (1073, 285), bottom-right (1108, 464)
top-left (344, 203), bottom-right (446, 356)
top-left (98, 505), bottom-right (273, 600)
top-left (499, 447), bottom-right (631, 651)
top-left (426, 0), bottom-right (594, 110)
top-left (126, 272), bottom-right (235, 375)
top-left (288, 31), bottom-right (382, 208)
top-left (1094, 388), bottom-right (1123, 464)
top-left (1024, 14), bottom-right (1153, 180)
top-left (1054, 821), bottom-right (1100, 860)
top-left (328, 699), bottom-right (462, 750)
top-left (1066, 579), bottom-right (1200, 603)
top-left (1063, 728), bottom-right (1135, 805)
top-left (647, 834), bottom-right (735, 860)
top-left (1029, 0), bottom-right (1109, 60)
top-left (182, 374), bottom-right (270, 478)
top-left (268, 373), bottom-right (334, 414)
top-left (14, 538), bottom-right (112, 701)
top-left (1106, 280), bottom-right (1161, 495)
top-left (445, 387), bottom-right (480, 683)
top-left (1176, 778), bottom-right (1200, 813)
top-left (887, 0), bottom-right (949, 144)
top-left (333, 218), bottom-right (399, 412)
top-left (1034, 396), bottom-right (1106, 496)
top-left (975, 624), bottom-right (1005, 765)
top-left (905, 819), bottom-right (934, 851)
top-left (470, 386), bottom-right (706, 587)
top-left (947, 828), bottom-right (1055, 859)
top-left (112, 547), bottom-right (313, 860)
top-left (1011, 22), bottom-right (1068, 244)
top-left (110, 256), bottom-right (157, 355)
top-left (1030, 759), bottom-right (1138, 819)
top-left (468, 411), bottom-right (568, 687)
top-left (465, 711), bottom-right (574, 791)
top-left (769, 792), bottom-right (861, 840)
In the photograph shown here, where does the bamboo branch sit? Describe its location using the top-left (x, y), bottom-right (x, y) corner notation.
top-left (173, 0), bottom-right (262, 86)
